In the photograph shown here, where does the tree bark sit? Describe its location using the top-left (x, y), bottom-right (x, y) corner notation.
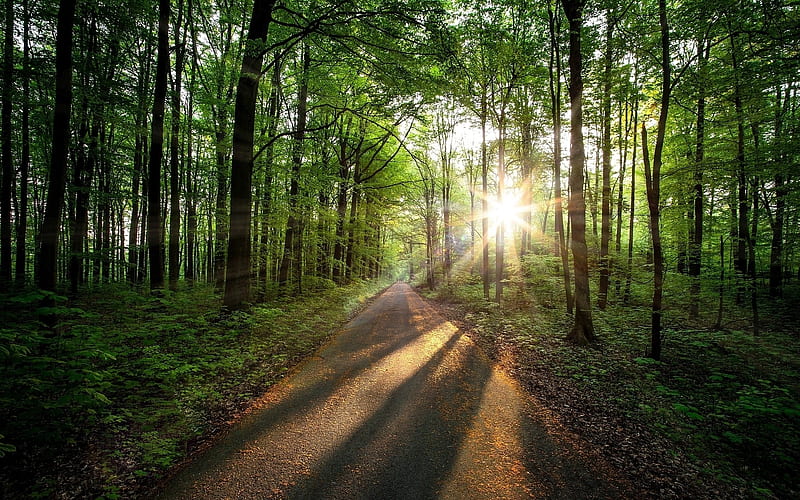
top-left (147, 0), bottom-right (171, 291)
top-left (278, 43), bottom-right (310, 293)
top-left (38, 0), bottom-right (76, 292)
top-left (562, 0), bottom-right (594, 344)
top-left (548, 3), bottom-right (572, 315)
top-left (169, 0), bottom-right (186, 291)
top-left (14, 0), bottom-right (30, 284)
top-left (224, 0), bottom-right (277, 308)
top-left (689, 39), bottom-right (709, 319)
top-left (1, 0), bottom-right (14, 282)
top-left (642, 0), bottom-right (671, 360)
top-left (598, 13), bottom-right (614, 310)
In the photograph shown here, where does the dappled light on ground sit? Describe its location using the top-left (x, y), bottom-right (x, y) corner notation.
top-left (156, 283), bottom-right (634, 499)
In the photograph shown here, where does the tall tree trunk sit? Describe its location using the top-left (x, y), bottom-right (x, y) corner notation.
top-left (169, 0), bottom-right (185, 291)
top-left (15, 0), bottom-right (30, 284)
top-left (224, 0), bottom-right (276, 308)
top-left (258, 54), bottom-right (281, 297)
top-left (689, 39), bottom-right (709, 319)
top-left (185, 0), bottom-right (197, 284)
top-left (38, 0), bottom-right (76, 292)
top-left (769, 87), bottom-right (788, 297)
top-left (598, 14), bottom-right (614, 310)
top-left (624, 63), bottom-right (639, 305)
top-left (642, 0), bottom-right (671, 360)
top-left (750, 176), bottom-right (759, 335)
top-left (1, 0), bottom-right (14, 282)
top-left (562, 0), bottom-right (594, 344)
top-left (495, 112), bottom-right (505, 303)
top-left (548, 3), bottom-right (572, 315)
top-left (278, 44), bottom-right (309, 292)
top-left (147, 0), bottom-right (170, 291)
top-left (481, 92), bottom-right (490, 300)
top-left (729, 30), bottom-right (749, 284)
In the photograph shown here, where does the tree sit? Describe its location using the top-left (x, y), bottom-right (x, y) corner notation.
top-left (1, 0), bottom-right (14, 282)
top-left (14, 0), bottom-right (31, 284)
top-left (548, 1), bottom-right (572, 315)
top-left (147, 0), bottom-right (171, 291)
top-left (223, 0), bottom-right (277, 308)
top-left (641, 0), bottom-right (671, 360)
top-left (562, 0), bottom-right (595, 344)
top-left (169, 0), bottom-right (187, 291)
top-left (278, 42), bottom-right (310, 293)
top-left (38, 0), bottom-right (77, 292)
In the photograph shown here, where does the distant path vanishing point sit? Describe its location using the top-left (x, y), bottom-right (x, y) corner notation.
top-left (155, 282), bottom-right (635, 499)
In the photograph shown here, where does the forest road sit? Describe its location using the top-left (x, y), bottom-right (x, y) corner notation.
top-left (154, 282), bottom-right (636, 499)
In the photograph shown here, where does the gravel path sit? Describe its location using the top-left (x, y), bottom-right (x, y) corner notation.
top-left (154, 282), bottom-right (636, 499)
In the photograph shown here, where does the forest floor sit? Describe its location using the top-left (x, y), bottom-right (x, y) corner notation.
top-left (2, 272), bottom-right (798, 498)
top-left (421, 266), bottom-right (800, 499)
top-left (154, 282), bottom-right (637, 499)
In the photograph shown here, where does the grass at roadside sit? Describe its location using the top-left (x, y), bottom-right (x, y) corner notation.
top-left (422, 258), bottom-right (800, 499)
top-left (0, 278), bottom-right (391, 499)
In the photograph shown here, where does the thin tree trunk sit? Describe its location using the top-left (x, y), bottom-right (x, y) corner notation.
top-left (495, 113), bottom-right (505, 303)
top-left (548, 3), bottom-right (572, 314)
top-left (642, 0), bottom-right (671, 361)
top-left (185, 0), bottom-right (197, 284)
top-left (624, 63), bottom-right (639, 305)
top-left (15, 0), bottom-right (30, 284)
top-left (278, 44), bottom-right (310, 292)
top-left (224, 0), bottom-right (277, 308)
top-left (598, 13), bottom-right (614, 310)
top-left (481, 93), bottom-right (490, 301)
top-left (169, 0), bottom-right (186, 290)
top-left (689, 39), bottom-right (709, 319)
top-left (1, 0), bottom-right (14, 282)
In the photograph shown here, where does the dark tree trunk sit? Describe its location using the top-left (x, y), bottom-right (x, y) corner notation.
top-left (642, 0), bottom-right (671, 360)
top-left (481, 94), bottom-right (490, 300)
top-left (213, 114), bottom-right (229, 291)
top-left (278, 44), bottom-right (309, 292)
top-left (495, 113), bottom-right (505, 303)
top-left (769, 87), bottom-right (788, 297)
top-left (730, 31), bottom-right (749, 281)
top-left (548, 3), bottom-right (572, 314)
top-left (562, 0), bottom-right (595, 344)
top-left (598, 14), bottom-right (614, 310)
top-left (257, 55), bottom-right (281, 298)
top-left (185, 0), bottom-right (198, 284)
top-left (224, 0), bottom-right (277, 309)
top-left (1, 0), bottom-right (14, 282)
top-left (147, 0), bottom-right (170, 291)
top-left (624, 63), bottom-right (639, 305)
top-left (15, 0), bottom-right (30, 284)
top-left (38, 0), bottom-right (76, 292)
top-left (689, 39), bottom-right (709, 319)
top-left (169, 0), bottom-right (186, 291)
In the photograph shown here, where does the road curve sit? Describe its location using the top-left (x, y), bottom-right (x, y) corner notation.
top-left (154, 282), bottom-right (633, 499)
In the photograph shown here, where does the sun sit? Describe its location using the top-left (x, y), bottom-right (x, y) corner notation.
top-left (487, 190), bottom-right (528, 230)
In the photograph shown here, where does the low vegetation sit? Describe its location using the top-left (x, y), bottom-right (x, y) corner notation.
top-left (0, 278), bottom-right (390, 498)
top-left (423, 254), bottom-right (800, 499)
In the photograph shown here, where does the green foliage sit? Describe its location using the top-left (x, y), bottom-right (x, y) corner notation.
top-left (430, 267), bottom-right (800, 498)
top-left (0, 278), bottom-right (391, 497)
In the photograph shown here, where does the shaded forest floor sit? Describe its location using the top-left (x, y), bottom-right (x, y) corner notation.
top-left (0, 279), bottom-right (391, 498)
top-left (421, 257), bottom-right (800, 499)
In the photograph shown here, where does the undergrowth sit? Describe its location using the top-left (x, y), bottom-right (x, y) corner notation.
top-left (425, 253), bottom-right (800, 499)
top-left (0, 278), bottom-right (390, 498)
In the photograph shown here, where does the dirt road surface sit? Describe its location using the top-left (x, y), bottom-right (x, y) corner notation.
top-left (154, 282), bottom-right (635, 499)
